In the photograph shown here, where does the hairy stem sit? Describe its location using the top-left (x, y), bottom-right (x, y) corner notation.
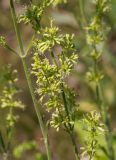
top-left (9, 1), bottom-right (51, 159)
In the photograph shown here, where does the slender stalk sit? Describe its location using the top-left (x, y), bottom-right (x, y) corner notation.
top-left (96, 85), bottom-right (115, 160)
top-left (79, 0), bottom-right (115, 158)
top-left (9, 1), bottom-right (51, 160)
top-left (9, 0), bottom-right (25, 57)
top-left (105, 115), bottom-right (115, 160)
top-left (21, 58), bottom-right (51, 160)
top-left (69, 131), bottom-right (80, 160)
top-left (5, 44), bottom-right (18, 55)
top-left (93, 46), bottom-right (115, 160)
top-left (79, 0), bottom-right (87, 26)
top-left (61, 85), bottom-right (80, 160)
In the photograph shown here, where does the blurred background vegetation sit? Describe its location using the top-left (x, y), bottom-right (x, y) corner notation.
top-left (0, 0), bottom-right (116, 159)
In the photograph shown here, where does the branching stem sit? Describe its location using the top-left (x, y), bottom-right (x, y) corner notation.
top-left (9, 1), bottom-right (52, 160)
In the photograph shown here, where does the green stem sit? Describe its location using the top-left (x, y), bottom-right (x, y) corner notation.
top-left (9, 1), bottom-right (51, 160)
top-left (61, 85), bottom-right (80, 160)
top-left (93, 46), bottom-right (115, 160)
top-left (26, 34), bottom-right (35, 54)
top-left (21, 58), bottom-right (51, 160)
top-left (105, 115), bottom-right (115, 160)
top-left (5, 44), bottom-right (18, 55)
top-left (95, 83), bottom-right (115, 160)
top-left (50, 51), bottom-right (80, 160)
top-left (10, 0), bottom-right (25, 57)
top-left (69, 131), bottom-right (80, 160)
top-left (79, 0), bottom-right (87, 26)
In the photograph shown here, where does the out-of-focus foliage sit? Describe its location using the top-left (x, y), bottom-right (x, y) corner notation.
top-left (13, 140), bottom-right (47, 160)
top-left (0, 36), bottom-right (6, 47)
top-left (0, 66), bottom-right (25, 127)
top-left (0, 66), bottom-right (25, 160)
top-left (80, 111), bottom-right (105, 159)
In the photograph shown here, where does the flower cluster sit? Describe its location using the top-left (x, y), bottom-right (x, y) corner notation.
top-left (0, 66), bottom-right (24, 127)
top-left (53, 0), bottom-right (67, 6)
top-left (84, 1), bottom-right (115, 160)
top-left (86, 0), bottom-right (110, 84)
top-left (32, 20), bottom-right (78, 131)
top-left (81, 111), bottom-right (105, 159)
top-left (86, 0), bottom-right (110, 46)
top-left (19, 0), bottom-right (67, 32)
top-left (19, 0), bottom-right (52, 31)
top-left (0, 36), bottom-right (6, 47)
top-left (33, 21), bottom-right (60, 52)
top-left (0, 66), bottom-right (25, 155)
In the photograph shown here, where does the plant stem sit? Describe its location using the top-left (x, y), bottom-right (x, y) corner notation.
top-left (9, 1), bottom-right (51, 160)
top-left (105, 115), bottom-right (115, 160)
top-left (50, 51), bottom-right (80, 160)
top-left (5, 44), bottom-right (18, 55)
top-left (21, 58), bottom-right (51, 160)
top-left (69, 131), bottom-right (80, 160)
top-left (95, 83), bottom-right (115, 160)
top-left (61, 85), bottom-right (80, 160)
top-left (10, 0), bottom-right (25, 57)
top-left (79, 0), bottom-right (87, 26)
top-left (93, 46), bottom-right (115, 160)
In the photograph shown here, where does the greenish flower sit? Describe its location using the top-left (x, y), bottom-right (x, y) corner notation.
top-left (0, 66), bottom-right (25, 127)
top-left (32, 20), bottom-right (78, 131)
top-left (0, 36), bottom-right (6, 47)
top-left (81, 111), bottom-right (105, 159)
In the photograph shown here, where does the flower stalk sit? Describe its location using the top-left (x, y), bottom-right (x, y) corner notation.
top-left (9, 1), bottom-right (52, 160)
top-left (50, 51), bottom-right (80, 160)
top-left (85, 1), bottom-right (115, 159)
